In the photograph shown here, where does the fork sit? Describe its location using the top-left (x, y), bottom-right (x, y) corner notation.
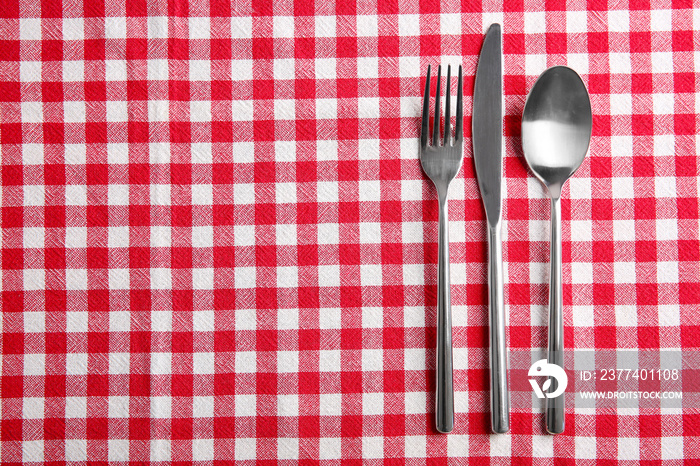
top-left (420, 64), bottom-right (463, 434)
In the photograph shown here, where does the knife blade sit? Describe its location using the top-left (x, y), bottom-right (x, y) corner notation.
top-left (472, 23), bottom-right (510, 434)
top-left (473, 23), bottom-right (503, 222)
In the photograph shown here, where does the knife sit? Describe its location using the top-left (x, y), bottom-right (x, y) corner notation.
top-left (472, 23), bottom-right (509, 434)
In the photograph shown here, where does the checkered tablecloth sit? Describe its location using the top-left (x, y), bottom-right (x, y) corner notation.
top-left (1, 0), bottom-right (699, 463)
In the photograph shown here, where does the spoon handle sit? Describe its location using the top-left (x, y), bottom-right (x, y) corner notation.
top-left (488, 221), bottom-right (510, 433)
top-left (435, 188), bottom-right (454, 433)
top-left (547, 196), bottom-right (565, 434)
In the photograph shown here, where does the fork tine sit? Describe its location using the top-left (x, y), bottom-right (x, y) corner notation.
top-left (454, 65), bottom-right (463, 142)
top-left (443, 65), bottom-right (451, 146)
top-left (432, 65), bottom-right (441, 146)
top-left (421, 65), bottom-right (431, 149)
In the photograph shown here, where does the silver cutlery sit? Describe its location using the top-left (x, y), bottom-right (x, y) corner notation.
top-left (521, 66), bottom-right (592, 434)
top-left (420, 63), bottom-right (463, 434)
top-left (473, 23), bottom-right (509, 434)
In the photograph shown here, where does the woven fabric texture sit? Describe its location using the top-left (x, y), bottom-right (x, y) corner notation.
top-left (1, 0), bottom-right (699, 462)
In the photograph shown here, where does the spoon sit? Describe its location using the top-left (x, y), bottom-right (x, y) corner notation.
top-left (521, 66), bottom-right (592, 435)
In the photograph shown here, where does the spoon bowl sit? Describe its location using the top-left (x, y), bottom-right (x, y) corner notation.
top-left (521, 66), bottom-right (592, 435)
top-left (522, 66), bottom-right (592, 198)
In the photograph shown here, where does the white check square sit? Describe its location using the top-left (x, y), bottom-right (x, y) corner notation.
top-left (618, 437), bottom-right (640, 460)
top-left (151, 353), bottom-right (172, 375)
top-left (148, 17), bottom-right (168, 38)
top-left (356, 15), bottom-right (378, 36)
top-left (524, 11), bottom-right (546, 34)
top-left (22, 397), bottom-right (44, 419)
top-left (105, 17), bottom-right (126, 38)
top-left (65, 397), bottom-right (87, 418)
top-left (108, 440), bottom-right (129, 461)
top-left (20, 18), bottom-right (42, 40)
top-left (20, 61), bottom-right (41, 82)
top-left (24, 269), bottom-right (45, 291)
top-left (24, 311), bottom-right (45, 333)
top-left (231, 17), bottom-right (252, 39)
top-left (189, 17), bottom-right (210, 39)
top-left (63, 60), bottom-right (85, 82)
top-left (21, 102), bottom-right (42, 123)
top-left (273, 16), bottom-right (294, 38)
top-left (193, 439), bottom-right (215, 461)
top-left (150, 439), bottom-right (171, 462)
top-left (193, 396), bottom-right (214, 418)
top-left (235, 395), bottom-right (256, 417)
top-left (109, 354), bottom-right (130, 375)
top-left (151, 396), bottom-right (171, 418)
top-left (23, 441), bottom-right (43, 463)
top-left (607, 10), bottom-right (629, 32)
top-left (65, 439), bottom-right (87, 462)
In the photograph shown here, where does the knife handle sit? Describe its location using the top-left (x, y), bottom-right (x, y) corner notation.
top-left (488, 221), bottom-right (510, 433)
top-left (435, 189), bottom-right (454, 433)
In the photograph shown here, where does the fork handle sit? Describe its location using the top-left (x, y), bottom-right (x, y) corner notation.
top-left (488, 221), bottom-right (510, 433)
top-left (435, 189), bottom-right (454, 433)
